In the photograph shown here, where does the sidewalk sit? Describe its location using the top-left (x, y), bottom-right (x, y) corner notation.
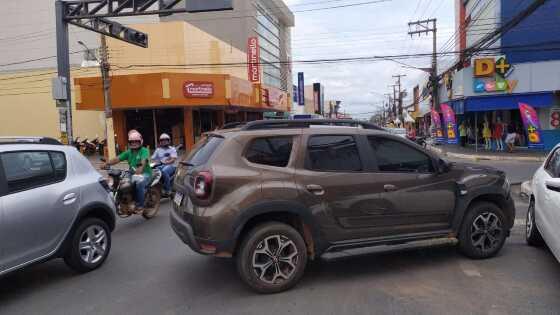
top-left (428, 143), bottom-right (549, 162)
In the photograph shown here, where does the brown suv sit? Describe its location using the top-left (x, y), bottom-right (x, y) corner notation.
top-left (170, 120), bottom-right (515, 293)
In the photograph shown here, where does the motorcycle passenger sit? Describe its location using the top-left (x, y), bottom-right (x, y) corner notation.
top-left (103, 130), bottom-right (152, 213)
top-left (151, 133), bottom-right (177, 197)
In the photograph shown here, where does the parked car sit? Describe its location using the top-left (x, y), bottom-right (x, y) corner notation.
top-left (0, 137), bottom-right (116, 277)
top-left (170, 120), bottom-right (515, 293)
top-left (526, 143), bottom-right (560, 262)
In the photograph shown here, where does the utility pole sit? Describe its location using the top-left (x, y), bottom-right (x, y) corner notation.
top-left (408, 19), bottom-right (438, 111)
top-left (388, 85), bottom-right (398, 119)
top-left (392, 74), bottom-right (406, 121)
top-left (100, 35), bottom-right (117, 159)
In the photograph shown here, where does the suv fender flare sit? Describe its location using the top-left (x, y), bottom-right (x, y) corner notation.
top-left (452, 186), bottom-right (515, 233)
top-left (231, 200), bottom-right (326, 254)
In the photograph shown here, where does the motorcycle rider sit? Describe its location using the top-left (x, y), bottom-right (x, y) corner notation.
top-left (151, 133), bottom-right (177, 197)
top-left (102, 130), bottom-right (152, 213)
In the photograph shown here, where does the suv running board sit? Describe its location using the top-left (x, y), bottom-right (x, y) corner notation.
top-left (322, 230), bottom-right (455, 259)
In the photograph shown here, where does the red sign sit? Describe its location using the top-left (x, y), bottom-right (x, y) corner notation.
top-left (183, 81), bottom-right (214, 98)
top-left (247, 37), bottom-right (260, 83)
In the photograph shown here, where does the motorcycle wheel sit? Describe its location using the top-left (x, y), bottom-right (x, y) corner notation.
top-left (142, 187), bottom-right (161, 220)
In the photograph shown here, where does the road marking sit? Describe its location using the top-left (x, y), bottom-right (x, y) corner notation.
top-left (460, 262), bottom-right (482, 277)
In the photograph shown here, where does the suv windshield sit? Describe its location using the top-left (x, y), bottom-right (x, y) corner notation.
top-left (184, 135), bottom-right (224, 167)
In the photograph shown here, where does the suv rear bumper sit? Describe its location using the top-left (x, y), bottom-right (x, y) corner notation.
top-left (170, 208), bottom-right (233, 257)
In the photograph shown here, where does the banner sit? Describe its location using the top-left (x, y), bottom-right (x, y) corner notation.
top-left (247, 37), bottom-right (260, 83)
top-left (430, 109), bottom-right (445, 143)
top-left (293, 85), bottom-right (298, 103)
top-left (440, 103), bottom-right (458, 144)
top-left (297, 72), bottom-right (305, 105)
top-left (519, 102), bottom-right (544, 149)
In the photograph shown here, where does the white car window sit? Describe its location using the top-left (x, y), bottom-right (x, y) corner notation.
top-left (545, 148), bottom-right (560, 178)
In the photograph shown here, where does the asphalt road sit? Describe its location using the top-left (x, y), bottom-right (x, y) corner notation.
top-left (1, 186), bottom-right (559, 315)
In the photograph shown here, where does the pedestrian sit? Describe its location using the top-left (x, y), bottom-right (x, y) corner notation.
top-left (483, 120), bottom-right (492, 150)
top-left (459, 121), bottom-right (467, 147)
top-left (493, 118), bottom-right (504, 151)
top-left (505, 126), bottom-right (518, 153)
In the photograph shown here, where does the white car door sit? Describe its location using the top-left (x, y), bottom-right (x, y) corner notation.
top-left (541, 148), bottom-right (560, 258)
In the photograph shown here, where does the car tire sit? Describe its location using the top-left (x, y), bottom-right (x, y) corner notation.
top-left (526, 198), bottom-right (544, 246)
top-left (458, 202), bottom-right (507, 259)
top-left (64, 217), bottom-right (111, 273)
top-left (236, 222), bottom-right (308, 294)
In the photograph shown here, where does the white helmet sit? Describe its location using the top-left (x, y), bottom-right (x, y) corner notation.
top-left (128, 130), bottom-right (143, 149)
top-left (159, 133), bottom-right (171, 141)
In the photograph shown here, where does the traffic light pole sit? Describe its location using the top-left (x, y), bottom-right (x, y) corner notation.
top-left (55, 1), bottom-right (74, 144)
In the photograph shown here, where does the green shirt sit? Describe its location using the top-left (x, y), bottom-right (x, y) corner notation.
top-left (118, 147), bottom-right (152, 177)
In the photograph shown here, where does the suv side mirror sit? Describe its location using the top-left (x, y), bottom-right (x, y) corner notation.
top-left (437, 158), bottom-right (449, 174)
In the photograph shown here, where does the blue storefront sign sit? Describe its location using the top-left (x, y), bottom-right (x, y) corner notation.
top-left (297, 72), bottom-right (305, 106)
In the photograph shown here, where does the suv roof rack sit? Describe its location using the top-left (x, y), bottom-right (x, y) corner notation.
top-left (0, 137), bottom-right (63, 145)
top-left (221, 121), bottom-right (247, 130)
top-left (241, 119), bottom-right (385, 131)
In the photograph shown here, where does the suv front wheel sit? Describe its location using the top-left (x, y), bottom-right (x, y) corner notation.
top-left (236, 222), bottom-right (308, 293)
top-left (458, 202), bottom-right (507, 259)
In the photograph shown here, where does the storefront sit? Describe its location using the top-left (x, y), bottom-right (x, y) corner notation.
top-left (441, 55), bottom-right (560, 150)
top-left (75, 72), bottom-right (289, 151)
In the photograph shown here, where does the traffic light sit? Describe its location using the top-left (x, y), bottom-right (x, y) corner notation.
top-left (123, 28), bottom-right (148, 47)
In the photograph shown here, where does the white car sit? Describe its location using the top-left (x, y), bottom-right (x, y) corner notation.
top-left (526, 143), bottom-right (560, 262)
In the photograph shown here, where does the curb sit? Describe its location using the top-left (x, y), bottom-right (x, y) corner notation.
top-left (428, 146), bottom-right (547, 162)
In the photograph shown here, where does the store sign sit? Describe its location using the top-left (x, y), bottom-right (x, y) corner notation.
top-left (183, 81), bottom-right (214, 98)
top-left (293, 85), bottom-right (298, 103)
top-left (297, 72), bottom-right (305, 106)
top-left (550, 108), bottom-right (560, 129)
top-left (440, 103), bottom-right (458, 144)
top-left (261, 88), bottom-right (270, 106)
top-left (247, 37), bottom-right (260, 83)
top-left (473, 56), bottom-right (518, 94)
top-left (519, 102), bottom-right (544, 149)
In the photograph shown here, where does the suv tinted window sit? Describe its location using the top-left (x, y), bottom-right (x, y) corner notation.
top-left (0, 151), bottom-right (66, 193)
top-left (246, 137), bottom-right (293, 167)
top-left (307, 135), bottom-right (362, 172)
top-left (369, 137), bottom-right (434, 173)
top-left (185, 136), bottom-right (224, 166)
top-left (545, 148), bottom-right (560, 178)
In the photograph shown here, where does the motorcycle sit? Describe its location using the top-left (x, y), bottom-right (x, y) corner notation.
top-left (83, 137), bottom-right (98, 156)
top-left (150, 158), bottom-right (177, 199)
top-left (102, 159), bottom-right (163, 220)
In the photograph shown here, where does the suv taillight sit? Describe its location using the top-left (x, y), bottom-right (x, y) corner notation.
top-left (194, 171), bottom-right (213, 199)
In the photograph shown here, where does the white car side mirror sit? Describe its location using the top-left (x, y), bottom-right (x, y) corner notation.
top-left (545, 178), bottom-right (560, 193)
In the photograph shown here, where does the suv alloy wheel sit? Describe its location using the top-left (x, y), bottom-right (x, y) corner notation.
top-left (64, 218), bottom-right (112, 273)
top-left (236, 222), bottom-right (308, 293)
top-left (458, 202), bottom-right (507, 259)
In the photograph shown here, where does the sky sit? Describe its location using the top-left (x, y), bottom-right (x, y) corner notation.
top-left (284, 0), bottom-right (457, 119)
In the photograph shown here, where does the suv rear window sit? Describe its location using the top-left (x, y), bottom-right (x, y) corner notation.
top-left (185, 136), bottom-right (224, 166)
top-left (307, 135), bottom-right (362, 172)
top-left (246, 136), bottom-right (293, 167)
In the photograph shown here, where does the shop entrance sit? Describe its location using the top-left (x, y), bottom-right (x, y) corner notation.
top-left (125, 108), bottom-right (184, 151)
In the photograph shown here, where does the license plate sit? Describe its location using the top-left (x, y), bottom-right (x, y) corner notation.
top-left (174, 192), bottom-right (184, 207)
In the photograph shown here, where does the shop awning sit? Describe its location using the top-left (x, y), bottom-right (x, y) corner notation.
top-left (464, 92), bottom-right (554, 112)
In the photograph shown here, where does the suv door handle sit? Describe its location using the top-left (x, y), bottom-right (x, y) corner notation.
top-left (63, 193), bottom-right (77, 205)
top-left (306, 184), bottom-right (325, 196)
top-left (384, 184), bottom-right (398, 192)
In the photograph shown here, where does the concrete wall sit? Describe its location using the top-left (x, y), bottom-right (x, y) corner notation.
top-left (0, 68), bottom-right (106, 140)
top-left (106, 21), bottom-right (248, 80)
top-left (0, 0), bottom-right (156, 72)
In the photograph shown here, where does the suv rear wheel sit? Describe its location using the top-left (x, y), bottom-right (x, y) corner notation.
top-left (64, 217), bottom-right (112, 273)
top-left (458, 202), bottom-right (507, 259)
top-left (236, 222), bottom-right (308, 294)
